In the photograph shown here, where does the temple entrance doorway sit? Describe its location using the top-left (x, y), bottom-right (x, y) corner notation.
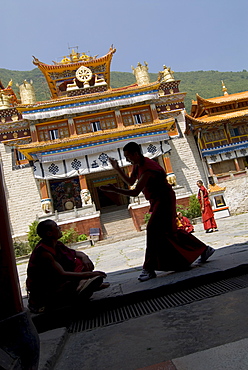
top-left (87, 170), bottom-right (129, 211)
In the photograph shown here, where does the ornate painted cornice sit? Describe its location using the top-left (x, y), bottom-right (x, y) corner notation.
top-left (17, 119), bottom-right (174, 160)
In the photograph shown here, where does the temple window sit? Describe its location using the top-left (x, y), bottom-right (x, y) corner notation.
top-left (76, 123), bottom-right (92, 134)
top-left (75, 113), bottom-right (116, 134)
top-left (91, 121), bottom-right (101, 132)
top-left (16, 150), bottom-right (26, 161)
top-left (203, 129), bottom-right (228, 148)
top-left (49, 129), bottom-right (59, 140)
top-left (12, 149), bottom-right (29, 168)
top-left (37, 121), bottom-right (69, 141)
top-left (121, 107), bottom-right (152, 127)
top-left (134, 114), bottom-right (142, 124)
top-left (229, 124), bottom-right (248, 142)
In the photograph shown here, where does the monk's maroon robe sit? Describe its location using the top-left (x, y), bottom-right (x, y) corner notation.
top-left (26, 241), bottom-right (84, 310)
top-left (131, 157), bottom-right (206, 271)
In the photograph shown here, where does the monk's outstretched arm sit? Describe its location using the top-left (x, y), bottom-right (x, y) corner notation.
top-left (100, 171), bottom-right (150, 197)
top-left (108, 157), bottom-right (136, 186)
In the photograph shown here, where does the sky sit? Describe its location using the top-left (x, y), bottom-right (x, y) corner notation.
top-left (2, 0), bottom-right (248, 73)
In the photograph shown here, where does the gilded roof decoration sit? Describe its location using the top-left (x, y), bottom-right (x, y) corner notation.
top-left (0, 80), bottom-right (19, 107)
top-left (33, 47), bottom-right (116, 99)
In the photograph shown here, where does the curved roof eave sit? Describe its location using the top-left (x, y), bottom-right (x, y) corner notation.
top-left (186, 109), bottom-right (248, 127)
top-left (196, 91), bottom-right (248, 107)
top-left (32, 47), bottom-right (116, 71)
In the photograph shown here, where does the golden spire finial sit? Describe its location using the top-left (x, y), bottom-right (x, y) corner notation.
top-left (221, 80), bottom-right (228, 96)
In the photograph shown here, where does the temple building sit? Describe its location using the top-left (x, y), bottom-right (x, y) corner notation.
top-left (0, 47), bottom-right (208, 238)
top-left (185, 81), bottom-right (248, 214)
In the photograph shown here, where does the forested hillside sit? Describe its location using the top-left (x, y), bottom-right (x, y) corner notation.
top-left (1, 68), bottom-right (248, 112)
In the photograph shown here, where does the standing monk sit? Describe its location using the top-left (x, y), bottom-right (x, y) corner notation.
top-left (197, 180), bottom-right (218, 233)
top-left (100, 142), bottom-right (215, 281)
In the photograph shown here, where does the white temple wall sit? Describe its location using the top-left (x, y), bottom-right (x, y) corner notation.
top-left (0, 143), bottom-right (42, 238)
top-left (169, 111), bottom-right (207, 194)
top-left (218, 175), bottom-right (248, 214)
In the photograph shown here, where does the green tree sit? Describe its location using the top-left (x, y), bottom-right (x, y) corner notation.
top-left (176, 194), bottom-right (201, 219)
top-left (27, 220), bottom-right (41, 250)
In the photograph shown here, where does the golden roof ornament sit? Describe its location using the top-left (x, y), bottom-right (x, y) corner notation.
top-left (132, 62), bottom-right (150, 86)
top-left (61, 56), bottom-right (71, 64)
top-left (158, 65), bottom-right (175, 83)
top-left (59, 51), bottom-right (92, 64)
top-left (221, 80), bottom-right (229, 96)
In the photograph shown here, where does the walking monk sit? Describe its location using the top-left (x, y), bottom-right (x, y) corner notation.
top-left (197, 180), bottom-right (218, 233)
top-left (100, 142), bottom-right (215, 281)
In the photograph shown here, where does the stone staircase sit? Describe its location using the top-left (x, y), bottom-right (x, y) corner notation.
top-left (100, 206), bottom-right (139, 243)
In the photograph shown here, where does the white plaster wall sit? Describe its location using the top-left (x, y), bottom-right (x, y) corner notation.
top-left (0, 143), bottom-right (42, 238)
top-left (169, 111), bottom-right (207, 194)
top-left (219, 175), bottom-right (248, 214)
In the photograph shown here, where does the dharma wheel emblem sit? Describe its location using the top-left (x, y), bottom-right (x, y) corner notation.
top-left (76, 66), bottom-right (93, 86)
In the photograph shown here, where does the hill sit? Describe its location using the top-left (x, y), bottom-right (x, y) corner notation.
top-left (1, 68), bottom-right (248, 112)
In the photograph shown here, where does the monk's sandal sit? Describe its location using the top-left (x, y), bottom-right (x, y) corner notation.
top-left (200, 246), bottom-right (215, 263)
top-left (138, 269), bottom-right (156, 282)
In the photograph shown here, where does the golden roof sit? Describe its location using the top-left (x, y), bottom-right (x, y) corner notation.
top-left (208, 183), bottom-right (226, 193)
top-left (186, 108), bottom-right (248, 127)
top-left (194, 91), bottom-right (248, 107)
top-left (33, 46), bottom-right (116, 99)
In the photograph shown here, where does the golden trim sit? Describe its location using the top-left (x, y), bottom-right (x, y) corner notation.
top-left (17, 120), bottom-right (174, 160)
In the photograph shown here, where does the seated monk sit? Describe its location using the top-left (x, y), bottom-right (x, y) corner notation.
top-left (26, 219), bottom-right (108, 313)
top-left (176, 212), bottom-right (194, 233)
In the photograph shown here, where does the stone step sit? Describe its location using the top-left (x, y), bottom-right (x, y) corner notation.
top-left (100, 207), bottom-right (136, 236)
top-left (103, 218), bottom-right (136, 236)
top-left (101, 207), bottom-right (130, 223)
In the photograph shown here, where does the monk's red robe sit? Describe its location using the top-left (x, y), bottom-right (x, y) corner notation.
top-left (26, 241), bottom-right (85, 310)
top-left (198, 186), bottom-right (217, 230)
top-left (177, 216), bottom-right (194, 233)
top-left (131, 157), bottom-right (207, 271)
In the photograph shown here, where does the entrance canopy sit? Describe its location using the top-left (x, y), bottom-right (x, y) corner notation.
top-left (33, 137), bottom-right (171, 179)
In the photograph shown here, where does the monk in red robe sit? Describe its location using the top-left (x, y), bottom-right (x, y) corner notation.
top-left (101, 142), bottom-right (215, 281)
top-left (176, 212), bottom-right (194, 233)
top-left (197, 180), bottom-right (218, 233)
top-left (26, 220), bottom-right (108, 313)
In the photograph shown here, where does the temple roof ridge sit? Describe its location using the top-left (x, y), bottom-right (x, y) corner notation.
top-left (195, 90), bottom-right (248, 107)
top-left (32, 46), bottom-right (116, 68)
top-left (185, 108), bottom-right (248, 126)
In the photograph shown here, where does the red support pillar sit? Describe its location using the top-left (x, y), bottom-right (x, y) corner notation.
top-left (79, 174), bottom-right (88, 190)
top-left (68, 117), bottom-right (76, 136)
top-left (114, 110), bottom-right (124, 128)
top-left (40, 180), bottom-right (49, 199)
top-left (234, 158), bottom-right (241, 172)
